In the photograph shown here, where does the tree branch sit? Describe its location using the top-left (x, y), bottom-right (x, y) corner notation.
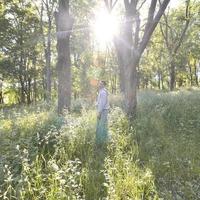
top-left (174, 0), bottom-right (190, 54)
top-left (159, 10), bottom-right (171, 51)
top-left (111, 0), bottom-right (119, 10)
top-left (139, 0), bottom-right (170, 56)
top-left (143, 0), bottom-right (157, 42)
top-left (104, 0), bottom-right (119, 12)
top-left (104, 0), bottom-right (109, 10)
top-left (137, 0), bottom-right (147, 10)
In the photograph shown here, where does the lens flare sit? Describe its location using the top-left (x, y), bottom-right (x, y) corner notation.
top-left (92, 9), bottom-right (119, 47)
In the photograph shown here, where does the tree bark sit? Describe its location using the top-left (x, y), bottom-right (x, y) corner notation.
top-left (45, 20), bottom-right (52, 102)
top-left (32, 57), bottom-right (37, 103)
top-left (19, 75), bottom-right (26, 104)
top-left (45, 0), bottom-right (55, 103)
top-left (55, 0), bottom-right (73, 114)
top-left (37, 0), bottom-right (53, 102)
top-left (169, 61), bottom-right (176, 90)
top-left (158, 71), bottom-right (161, 89)
top-left (0, 78), bottom-right (3, 104)
top-left (188, 63), bottom-right (193, 86)
top-left (111, 0), bottom-right (170, 118)
top-left (27, 76), bottom-right (31, 104)
top-left (194, 61), bottom-right (199, 86)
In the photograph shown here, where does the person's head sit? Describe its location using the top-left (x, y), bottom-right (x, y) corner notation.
top-left (98, 80), bottom-right (106, 90)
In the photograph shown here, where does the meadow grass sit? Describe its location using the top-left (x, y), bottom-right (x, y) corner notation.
top-left (135, 89), bottom-right (200, 199)
top-left (0, 89), bottom-right (200, 199)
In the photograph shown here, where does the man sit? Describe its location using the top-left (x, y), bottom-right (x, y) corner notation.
top-left (96, 80), bottom-right (109, 144)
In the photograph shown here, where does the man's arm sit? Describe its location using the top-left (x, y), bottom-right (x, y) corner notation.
top-left (97, 91), bottom-right (107, 118)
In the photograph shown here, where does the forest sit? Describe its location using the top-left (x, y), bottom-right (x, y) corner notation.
top-left (0, 0), bottom-right (200, 199)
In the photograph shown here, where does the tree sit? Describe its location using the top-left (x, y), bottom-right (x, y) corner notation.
top-left (55, 0), bottom-right (73, 114)
top-left (35, 0), bottom-right (56, 102)
top-left (70, 0), bottom-right (95, 98)
top-left (160, 0), bottom-right (191, 90)
top-left (0, 0), bottom-right (41, 104)
top-left (105, 0), bottom-right (171, 118)
top-left (0, 75), bottom-right (3, 104)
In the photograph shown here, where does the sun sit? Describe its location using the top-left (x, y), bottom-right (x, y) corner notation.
top-left (92, 9), bottom-right (119, 47)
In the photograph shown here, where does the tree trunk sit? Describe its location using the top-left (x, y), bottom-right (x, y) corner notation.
top-left (38, 1), bottom-right (52, 102)
top-left (27, 77), bottom-right (31, 104)
top-left (160, 1), bottom-right (190, 91)
top-left (158, 71), bottom-right (161, 90)
top-left (188, 64), bottom-right (193, 86)
top-left (105, 0), bottom-right (170, 118)
top-left (19, 75), bottom-right (26, 104)
top-left (46, 19), bottom-right (52, 102)
top-left (55, 0), bottom-right (73, 114)
top-left (124, 57), bottom-right (139, 119)
top-left (169, 61), bottom-right (176, 91)
top-left (194, 60), bottom-right (199, 86)
top-left (0, 91), bottom-right (3, 104)
top-left (161, 72), bottom-right (164, 90)
top-left (33, 58), bottom-right (37, 103)
top-left (0, 79), bottom-right (3, 104)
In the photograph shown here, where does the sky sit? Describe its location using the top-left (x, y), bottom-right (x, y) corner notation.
top-left (169, 0), bottom-right (182, 8)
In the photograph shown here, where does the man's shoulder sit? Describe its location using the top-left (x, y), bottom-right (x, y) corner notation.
top-left (101, 88), bottom-right (108, 95)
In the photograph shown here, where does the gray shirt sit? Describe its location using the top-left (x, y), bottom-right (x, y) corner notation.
top-left (97, 88), bottom-right (109, 113)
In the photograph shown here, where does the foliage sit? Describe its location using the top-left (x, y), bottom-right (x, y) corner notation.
top-left (0, 99), bottom-right (159, 199)
top-left (135, 89), bottom-right (200, 199)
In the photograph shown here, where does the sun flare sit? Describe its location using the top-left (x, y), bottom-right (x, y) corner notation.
top-left (92, 9), bottom-right (119, 47)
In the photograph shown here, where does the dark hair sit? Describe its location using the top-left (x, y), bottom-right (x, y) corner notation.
top-left (101, 80), bottom-right (106, 86)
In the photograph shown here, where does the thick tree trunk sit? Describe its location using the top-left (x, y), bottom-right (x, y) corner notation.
top-left (105, 0), bottom-right (170, 119)
top-left (124, 57), bottom-right (139, 119)
top-left (55, 0), bottom-right (73, 114)
top-left (120, 12), bottom-right (139, 118)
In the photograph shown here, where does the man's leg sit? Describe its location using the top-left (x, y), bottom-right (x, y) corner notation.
top-left (96, 110), bottom-right (108, 144)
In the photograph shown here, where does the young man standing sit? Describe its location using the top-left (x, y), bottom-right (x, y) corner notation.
top-left (96, 81), bottom-right (110, 144)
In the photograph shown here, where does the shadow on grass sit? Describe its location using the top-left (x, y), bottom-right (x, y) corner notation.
top-left (83, 142), bottom-right (108, 200)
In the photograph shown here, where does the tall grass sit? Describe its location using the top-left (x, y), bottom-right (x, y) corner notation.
top-left (0, 105), bottom-right (158, 199)
top-left (135, 90), bottom-right (200, 199)
top-left (0, 89), bottom-right (200, 199)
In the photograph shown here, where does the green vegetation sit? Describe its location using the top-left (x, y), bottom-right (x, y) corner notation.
top-left (136, 89), bottom-right (200, 199)
top-left (0, 90), bottom-right (199, 199)
top-left (1, 0), bottom-right (200, 199)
